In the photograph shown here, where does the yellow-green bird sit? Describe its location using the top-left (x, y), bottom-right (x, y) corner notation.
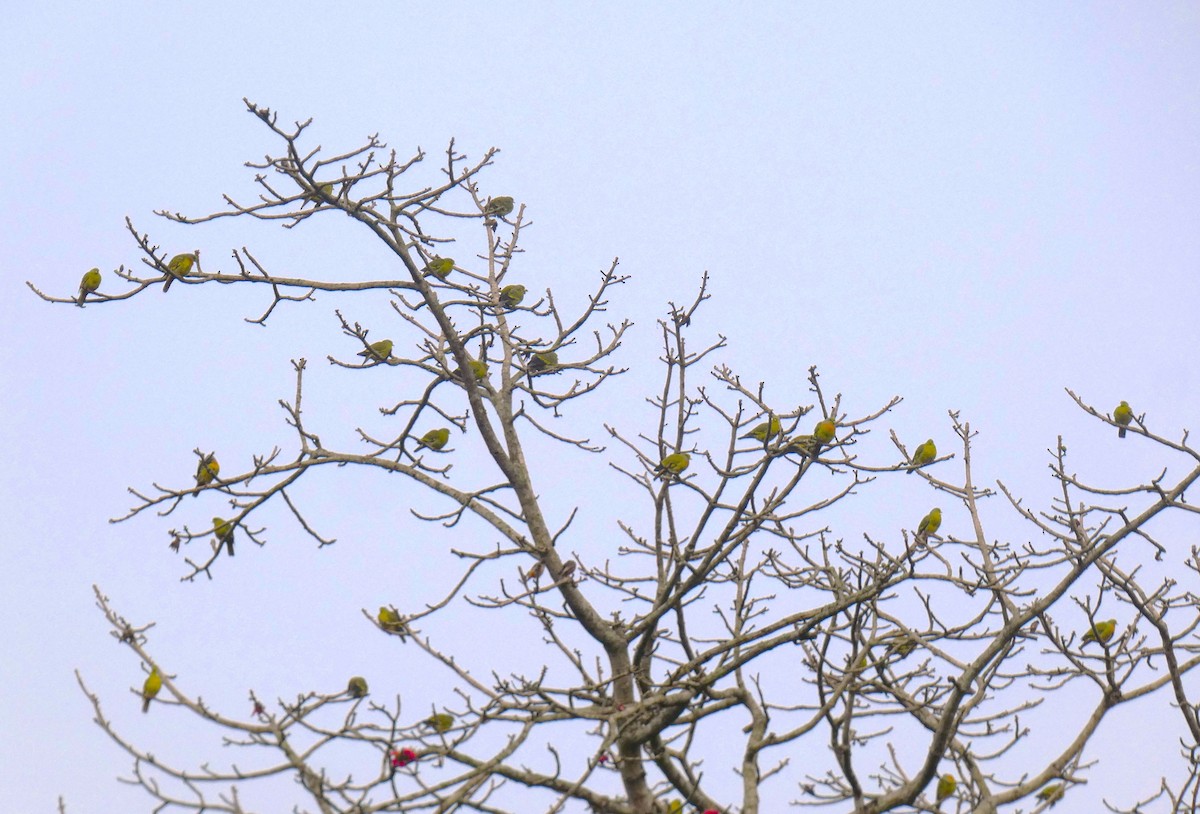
top-left (194, 453), bottom-right (220, 496)
top-left (347, 676), bottom-right (369, 698)
top-left (1081, 618), bottom-right (1116, 645)
top-left (1036, 783), bottom-right (1065, 806)
top-left (499, 284), bottom-right (526, 308)
top-left (654, 452), bottom-right (691, 479)
top-left (162, 252), bottom-right (196, 292)
top-left (1114, 400), bottom-right (1133, 438)
top-left (358, 339), bottom-right (394, 363)
top-left (785, 435), bottom-right (818, 456)
top-left (416, 428), bottom-right (450, 451)
top-left (916, 507), bottom-right (942, 543)
top-left (484, 196), bottom-right (514, 217)
top-left (813, 419), bottom-right (837, 445)
top-left (377, 606), bottom-right (407, 635)
top-left (424, 256), bottom-right (455, 280)
top-left (423, 712), bottom-right (455, 733)
top-left (212, 516), bottom-right (235, 557)
top-left (141, 666), bottom-right (162, 713)
top-left (305, 181), bottom-right (335, 206)
top-left (528, 351), bottom-right (559, 373)
top-left (886, 633), bottom-right (918, 658)
top-left (908, 439), bottom-right (937, 474)
top-left (935, 773), bottom-right (956, 807)
top-left (77, 268), bottom-right (102, 305)
top-left (454, 358), bottom-right (488, 382)
top-left (741, 415), bottom-right (782, 443)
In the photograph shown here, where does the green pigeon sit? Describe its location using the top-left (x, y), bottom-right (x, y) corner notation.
top-left (785, 435), bottom-right (818, 456)
top-left (1037, 783), bottom-right (1065, 806)
top-left (528, 351), bottom-right (559, 373)
top-left (1081, 618), bottom-right (1116, 645)
top-left (741, 416), bottom-right (781, 443)
top-left (305, 181), bottom-right (335, 206)
top-left (423, 712), bottom-right (455, 733)
top-left (416, 428), bottom-right (450, 451)
top-left (654, 452), bottom-right (691, 480)
top-left (212, 516), bottom-right (235, 557)
top-left (77, 268), bottom-right (102, 305)
top-left (454, 358), bottom-right (488, 382)
top-left (935, 773), bottom-right (956, 807)
top-left (813, 419), bottom-right (837, 445)
top-left (377, 607), bottom-right (407, 636)
top-left (484, 196), bottom-right (514, 217)
top-left (424, 257), bottom-right (454, 280)
top-left (141, 666), bottom-right (162, 713)
top-left (1113, 401), bottom-right (1133, 438)
top-left (163, 252), bottom-right (196, 292)
top-left (194, 453), bottom-right (220, 496)
top-left (358, 339), bottom-right (394, 363)
top-left (908, 439), bottom-right (936, 474)
top-left (916, 508), bottom-right (942, 543)
top-left (499, 284), bottom-right (526, 308)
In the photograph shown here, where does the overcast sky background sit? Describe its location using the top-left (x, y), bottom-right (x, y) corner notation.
top-left (3, 3), bottom-right (1199, 812)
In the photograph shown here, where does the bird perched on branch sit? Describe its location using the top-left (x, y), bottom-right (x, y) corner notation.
top-left (655, 452), bottom-right (691, 480)
top-left (377, 607), bottom-right (408, 637)
top-left (499, 284), bottom-right (526, 308)
top-left (908, 439), bottom-right (937, 474)
top-left (163, 252), bottom-right (196, 292)
top-left (194, 453), bottom-right (220, 496)
top-left (885, 633), bottom-right (919, 658)
top-left (454, 358), bottom-right (488, 382)
top-left (424, 257), bottom-right (454, 280)
top-left (741, 415), bottom-right (781, 444)
top-left (304, 181), bottom-right (334, 207)
top-left (1081, 618), bottom-right (1116, 645)
top-left (785, 435), bottom-right (818, 456)
top-left (423, 713), bottom-right (455, 733)
top-left (77, 268), bottom-right (102, 305)
top-left (347, 676), bottom-right (369, 698)
top-left (416, 428), bottom-right (450, 451)
top-left (916, 508), bottom-right (942, 543)
top-left (935, 773), bottom-right (956, 807)
top-left (1113, 401), bottom-right (1133, 438)
top-left (528, 351), bottom-right (559, 374)
top-left (1037, 783), bottom-right (1065, 806)
top-left (141, 666), bottom-right (162, 713)
top-left (212, 516), bottom-right (236, 557)
top-left (484, 196), bottom-right (514, 217)
top-left (813, 419), bottom-right (837, 446)
top-left (358, 339), bottom-right (394, 363)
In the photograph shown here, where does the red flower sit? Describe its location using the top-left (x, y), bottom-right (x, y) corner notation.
top-left (391, 747), bottom-right (417, 768)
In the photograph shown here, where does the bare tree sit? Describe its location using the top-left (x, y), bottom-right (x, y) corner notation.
top-left (33, 100), bottom-right (1200, 814)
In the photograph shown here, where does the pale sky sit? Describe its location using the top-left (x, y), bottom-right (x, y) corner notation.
top-left (3, 3), bottom-right (1199, 812)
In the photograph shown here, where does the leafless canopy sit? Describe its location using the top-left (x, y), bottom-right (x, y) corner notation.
top-left (41, 101), bottom-right (1200, 814)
